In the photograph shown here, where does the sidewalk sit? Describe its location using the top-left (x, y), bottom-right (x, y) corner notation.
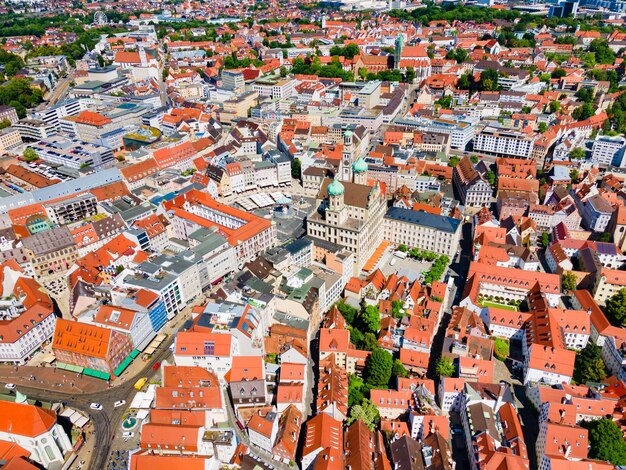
top-left (67, 422), bottom-right (97, 470)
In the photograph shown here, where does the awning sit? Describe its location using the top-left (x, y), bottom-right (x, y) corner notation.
top-left (56, 363), bottom-right (84, 373)
top-left (113, 355), bottom-right (134, 377)
top-left (82, 368), bottom-right (111, 381)
top-left (113, 358), bottom-right (131, 377)
top-left (41, 354), bottom-right (56, 364)
top-left (129, 349), bottom-right (140, 359)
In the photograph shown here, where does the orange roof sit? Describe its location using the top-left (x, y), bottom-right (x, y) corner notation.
top-left (319, 328), bottom-right (350, 354)
top-left (93, 305), bottom-right (138, 331)
top-left (133, 214), bottom-right (166, 239)
top-left (155, 386), bottom-right (221, 410)
top-left (226, 356), bottom-right (264, 382)
top-left (280, 362), bottom-right (305, 382)
top-left (163, 189), bottom-right (272, 247)
top-left (248, 414), bottom-right (274, 438)
top-left (162, 365), bottom-right (218, 388)
top-left (140, 424), bottom-right (200, 452)
top-left (276, 382), bottom-right (303, 404)
top-left (90, 181), bottom-right (129, 202)
top-left (542, 423), bottom-right (587, 460)
top-left (115, 51), bottom-right (142, 64)
top-left (149, 409), bottom-right (206, 427)
top-left (0, 441), bottom-right (30, 462)
top-left (120, 158), bottom-right (159, 183)
top-left (302, 413), bottom-right (343, 461)
top-left (52, 318), bottom-right (112, 359)
top-left (370, 389), bottom-right (413, 410)
top-left (129, 453), bottom-right (210, 470)
top-left (175, 331), bottom-right (232, 357)
top-left (75, 110), bottom-right (111, 127)
top-left (0, 402), bottom-right (56, 437)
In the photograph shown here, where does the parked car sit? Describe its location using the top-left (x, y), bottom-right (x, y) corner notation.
top-left (122, 432), bottom-right (134, 439)
top-left (4, 383), bottom-right (15, 390)
top-left (89, 403), bottom-right (103, 410)
top-left (152, 362), bottom-right (161, 371)
top-left (114, 400), bottom-right (126, 408)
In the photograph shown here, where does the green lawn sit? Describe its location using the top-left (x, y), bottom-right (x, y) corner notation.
top-left (481, 301), bottom-right (518, 311)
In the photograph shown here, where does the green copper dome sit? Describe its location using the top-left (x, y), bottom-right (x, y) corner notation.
top-left (328, 178), bottom-right (345, 196)
top-left (353, 158), bottom-right (368, 174)
top-left (344, 130), bottom-right (354, 138)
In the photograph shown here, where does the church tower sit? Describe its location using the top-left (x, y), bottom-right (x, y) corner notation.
top-left (341, 130), bottom-right (354, 182)
top-left (394, 34), bottom-right (403, 70)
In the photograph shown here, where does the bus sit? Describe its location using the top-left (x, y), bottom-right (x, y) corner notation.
top-left (134, 377), bottom-right (148, 390)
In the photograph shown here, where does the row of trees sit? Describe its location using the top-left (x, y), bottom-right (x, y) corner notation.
top-left (291, 57), bottom-right (354, 82)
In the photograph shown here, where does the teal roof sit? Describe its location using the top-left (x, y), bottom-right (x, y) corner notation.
top-left (344, 130), bottom-right (353, 138)
top-left (353, 158), bottom-right (368, 174)
top-left (328, 179), bottom-right (345, 196)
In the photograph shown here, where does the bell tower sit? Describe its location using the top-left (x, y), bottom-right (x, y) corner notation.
top-left (342, 130), bottom-right (354, 182)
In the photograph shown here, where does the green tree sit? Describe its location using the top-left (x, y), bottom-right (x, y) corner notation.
top-left (364, 348), bottom-right (393, 387)
top-left (538, 122), bottom-right (547, 133)
top-left (549, 101), bottom-right (561, 114)
top-left (493, 337), bottom-right (509, 361)
top-left (348, 375), bottom-right (365, 407)
top-left (435, 356), bottom-right (455, 378)
top-left (478, 68), bottom-right (499, 91)
top-left (573, 102), bottom-right (596, 121)
top-left (562, 272), bottom-right (577, 292)
top-left (570, 147), bottom-right (586, 160)
top-left (391, 300), bottom-right (403, 318)
top-left (349, 326), bottom-right (364, 347)
top-left (435, 95), bottom-right (452, 109)
top-left (551, 68), bottom-right (567, 79)
top-left (392, 359), bottom-right (408, 380)
top-left (606, 288), bottom-right (626, 326)
top-left (361, 332), bottom-right (379, 351)
top-left (291, 157), bottom-right (301, 179)
top-left (397, 244), bottom-right (408, 252)
top-left (457, 72), bottom-right (472, 90)
top-left (0, 118), bottom-right (10, 130)
top-left (540, 232), bottom-right (550, 248)
top-left (486, 170), bottom-right (496, 186)
top-left (573, 343), bottom-right (606, 385)
top-left (337, 302), bottom-right (359, 324)
top-left (599, 232), bottom-right (612, 242)
top-left (589, 39), bottom-right (616, 65)
top-left (448, 156), bottom-right (460, 167)
top-left (279, 66), bottom-right (287, 77)
top-left (583, 418), bottom-right (626, 465)
top-left (22, 148), bottom-right (39, 162)
top-left (404, 66), bottom-right (416, 83)
top-left (346, 399), bottom-right (380, 430)
top-left (359, 305), bottom-right (381, 333)
top-left (570, 169), bottom-right (580, 184)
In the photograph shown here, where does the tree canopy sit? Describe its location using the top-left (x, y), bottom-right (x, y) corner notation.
top-left (364, 348), bottom-right (393, 388)
top-left (573, 343), bottom-right (606, 385)
top-left (346, 399), bottom-right (380, 430)
top-left (435, 356), bottom-right (455, 378)
top-left (562, 272), bottom-right (577, 292)
top-left (606, 288), bottom-right (626, 326)
top-left (583, 418), bottom-right (626, 465)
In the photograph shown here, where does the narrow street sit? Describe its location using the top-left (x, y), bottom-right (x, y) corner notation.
top-left (427, 221), bottom-right (472, 382)
top-left (223, 387), bottom-right (292, 470)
